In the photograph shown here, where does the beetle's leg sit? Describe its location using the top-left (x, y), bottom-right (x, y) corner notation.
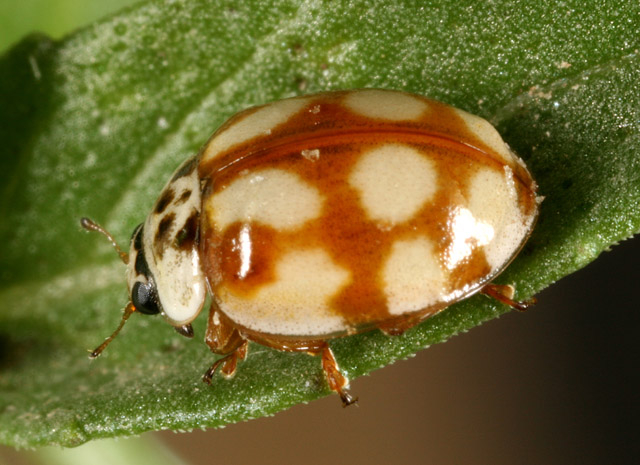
top-left (203, 303), bottom-right (248, 383)
top-left (203, 340), bottom-right (248, 382)
top-left (308, 343), bottom-right (358, 407)
top-left (481, 283), bottom-right (536, 311)
top-left (241, 333), bottom-right (358, 407)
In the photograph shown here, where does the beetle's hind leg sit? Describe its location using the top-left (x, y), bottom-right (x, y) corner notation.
top-left (481, 283), bottom-right (536, 311)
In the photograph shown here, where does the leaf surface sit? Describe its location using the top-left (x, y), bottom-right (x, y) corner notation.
top-left (0, 0), bottom-right (638, 448)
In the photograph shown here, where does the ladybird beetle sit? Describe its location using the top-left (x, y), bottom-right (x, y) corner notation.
top-left (82, 89), bottom-right (539, 406)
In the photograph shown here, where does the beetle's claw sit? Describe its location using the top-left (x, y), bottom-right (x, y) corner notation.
top-left (340, 391), bottom-right (359, 408)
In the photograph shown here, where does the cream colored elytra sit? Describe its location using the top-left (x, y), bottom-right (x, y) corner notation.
top-left (87, 89), bottom-right (539, 406)
top-left (198, 89), bottom-right (539, 337)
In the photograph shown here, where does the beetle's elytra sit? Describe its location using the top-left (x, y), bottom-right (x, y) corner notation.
top-left (83, 89), bottom-right (539, 405)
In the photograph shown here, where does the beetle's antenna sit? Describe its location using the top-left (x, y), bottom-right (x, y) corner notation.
top-left (89, 302), bottom-right (136, 358)
top-left (80, 217), bottom-right (129, 264)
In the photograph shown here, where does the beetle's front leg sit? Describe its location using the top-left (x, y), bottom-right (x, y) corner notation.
top-left (203, 302), bottom-right (248, 382)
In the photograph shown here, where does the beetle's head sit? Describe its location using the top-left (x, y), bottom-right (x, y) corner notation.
top-left (80, 218), bottom-right (172, 359)
top-left (126, 222), bottom-right (197, 338)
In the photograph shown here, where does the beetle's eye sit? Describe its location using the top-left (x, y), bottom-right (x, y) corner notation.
top-left (131, 281), bottom-right (160, 315)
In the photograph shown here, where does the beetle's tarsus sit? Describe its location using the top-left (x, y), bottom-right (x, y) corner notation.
top-left (203, 355), bottom-right (230, 384)
top-left (203, 341), bottom-right (247, 384)
top-left (340, 391), bottom-right (359, 408)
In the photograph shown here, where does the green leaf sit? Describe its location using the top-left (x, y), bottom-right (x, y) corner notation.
top-left (0, 0), bottom-right (142, 53)
top-left (1, 0), bottom-right (638, 449)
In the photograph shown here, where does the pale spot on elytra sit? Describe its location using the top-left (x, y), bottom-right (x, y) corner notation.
top-left (202, 97), bottom-right (311, 163)
top-left (220, 249), bottom-right (350, 336)
top-left (467, 165), bottom-right (528, 270)
top-left (343, 89), bottom-right (428, 121)
top-left (453, 108), bottom-right (515, 165)
top-left (209, 168), bottom-right (323, 232)
top-left (443, 207), bottom-right (494, 270)
top-left (383, 237), bottom-right (447, 315)
top-left (349, 144), bottom-right (437, 224)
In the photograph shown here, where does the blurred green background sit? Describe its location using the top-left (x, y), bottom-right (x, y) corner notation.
top-left (0, 0), bottom-right (141, 53)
